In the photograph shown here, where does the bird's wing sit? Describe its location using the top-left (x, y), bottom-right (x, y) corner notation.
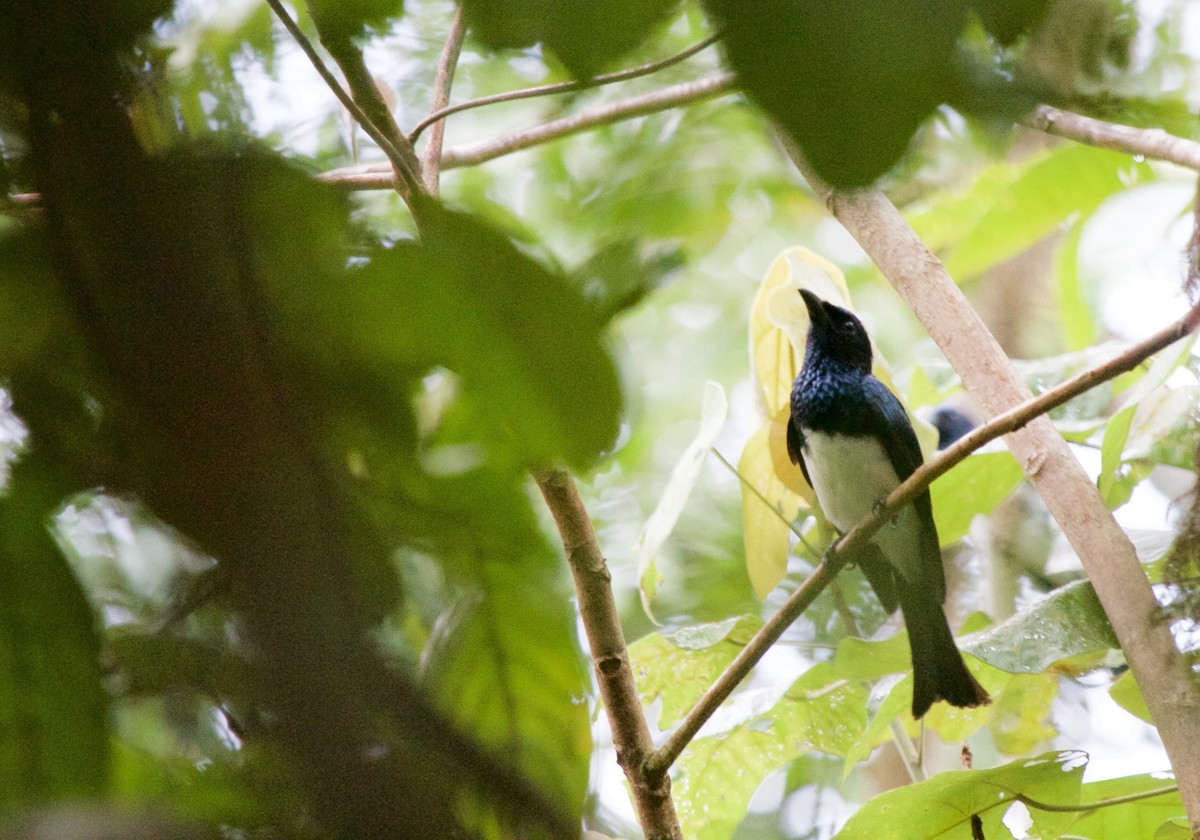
top-left (785, 411), bottom-right (813, 488)
top-left (862, 377), bottom-right (943, 600)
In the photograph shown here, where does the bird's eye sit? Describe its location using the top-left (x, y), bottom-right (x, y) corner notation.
top-left (840, 320), bottom-right (856, 334)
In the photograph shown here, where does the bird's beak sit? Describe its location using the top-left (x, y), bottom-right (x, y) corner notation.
top-left (799, 288), bottom-right (831, 328)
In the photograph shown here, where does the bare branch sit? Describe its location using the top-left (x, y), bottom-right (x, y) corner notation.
top-left (535, 469), bottom-right (683, 840)
top-left (408, 32), bottom-right (722, 142)
top-left (319, 72), bottom-right (738, 189)
top-left (266, 0), bottom-right (424, 201)
top-left (1024, 105), bottom-right (1200, 170)
top-left (421, 5), bottom-right (466, 195)
top-left (646, 290), bottom-right (1200, 779)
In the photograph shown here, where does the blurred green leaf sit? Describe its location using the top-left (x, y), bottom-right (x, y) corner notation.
top-left (0, 472), bottom-right (107, 805)
top-left (629, 614), bottom-right (760, 728)
top-left (422, 558), bottom-right (592, 817)
top-left (988, 672), bottom-right (1058, 754)
top-left (342, 204), bottom-right (622, 471)
top-left (637, 381), bottom-right (727, 620)
top-left (1156, 816), bottom-right (1193, 839)
top-left (929, 449), bottom-right (1024, 545)
top-left (1099, 403), bottom-right (1136, 507)
top-left (569, 239), bottom-right (684, 323)
top-left (834, 750), bottom-right (1087, 840)
top-left (461, 0), bottom-right (680, 77)
top-left (969, 0), bottom-right (1051, 46)
top-left (963, 579), bottom-right (1119, 672)
top-left (1053, 216), bottom-right (1094, 351)
top-left (707, 0), bottom-right (969, 186)
top-left (308, 0), bottom-right (404, 41)
top-left (937, 145), bottom-right (1152, 281)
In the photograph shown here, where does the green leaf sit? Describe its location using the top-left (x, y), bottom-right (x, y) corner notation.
top-left (929, 449), bottom-right (1024, 545)
top-left (637, 381), bottom-right (727, 619)
top-left (629, 615), bottom-right (761, 728)
top-left (308, 0), bottom-right (404, 41)
top-left (1098, 403), bottom-right (1136, 507)
top-left (710, 0), bottom-right (971, 187)
top-left (1068, 774), bottom-right (1184, 839)
top-left (1109, 669), bottom-right (1152, 723)
top-left (0, 475), bottom-right (108, 805)
top-left (461, 0), bottom-right (681, 77)
top-left (963, 579), bottom-right (1119, 673)
top-left (833, 751), bottom-right (1088, 840)
top-left (1053, 216), bottom-right (1094, 351)
top-left (421, 559), bottom-right (592, 817)
top-left (940, 145), bottom-right (1153, 281)
top-left (674, 663), bottom-right (867, 840)
top-left (1156, 817), bottom-right (1193, 839)
top-left (988, 672), bottom-right (1058, 755)
top-left (336, 204), bottom-right (622, 470)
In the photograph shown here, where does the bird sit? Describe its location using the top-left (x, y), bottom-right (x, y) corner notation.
top-left (787, 289), bottom-right (989, 719)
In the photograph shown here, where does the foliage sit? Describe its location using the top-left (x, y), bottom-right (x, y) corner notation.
top-left (0, 0), bottom-right (1198, 839)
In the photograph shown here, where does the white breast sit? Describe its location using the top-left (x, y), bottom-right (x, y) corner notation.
top-left (802, 429), bottom-right (923, 581)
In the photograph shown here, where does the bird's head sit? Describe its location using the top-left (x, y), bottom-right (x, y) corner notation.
top-left (799, 289), bottom-right (873, 372)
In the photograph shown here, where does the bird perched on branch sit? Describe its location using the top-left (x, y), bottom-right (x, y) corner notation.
top-left (787, 289), bottom-right (989, 719)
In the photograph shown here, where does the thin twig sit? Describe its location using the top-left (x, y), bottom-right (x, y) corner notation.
top-left (265, 0), bottom-right (424, 200)
top-left (535, 469), bottom-right (683, 840)
top-left (709, 446), bottom-right (819, 556)
top-left (319, 72), bottom-right (739, 189)
top-left (408, 32), bottom-right (722, 142)
top-left (1025, 105), bottom-right (1200, 171)
top-left (421, 5), bottom-right (465, 195)
top-left (645, 298), bottom-right (1200, 780)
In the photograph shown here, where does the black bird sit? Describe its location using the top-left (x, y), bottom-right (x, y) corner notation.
top-left (787, 289), bottom-right (989, 719)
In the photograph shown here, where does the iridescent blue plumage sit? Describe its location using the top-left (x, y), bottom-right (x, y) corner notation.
top-left (787, 289), bottom-right (988, 718)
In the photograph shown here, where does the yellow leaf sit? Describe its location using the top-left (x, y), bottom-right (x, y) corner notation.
top-left (739, 421), bottom-right (805, 599)
top-left (748, 247), bottom-right (852, 416)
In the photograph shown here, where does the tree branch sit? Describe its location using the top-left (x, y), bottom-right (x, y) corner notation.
top-left (645, 290), bottom-right (1200, 778)
top-left (266, 0), bottom-right (425, 202)
top-left (535, 469), bottom-right (683, 840)
top-left (420, 5), bottom-right (465, 195)
top-left (1024, 105), bottom-right (1200, 170)
top-left (791, 147), bottom-right (1200, 837)
top-left (319, 72), bottom-right (738, 189)
top-left (407, 32), bottom-right (721, 142)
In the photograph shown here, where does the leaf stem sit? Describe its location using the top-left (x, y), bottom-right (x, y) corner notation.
top-left (1016, 784), bottom-right (1179, 814)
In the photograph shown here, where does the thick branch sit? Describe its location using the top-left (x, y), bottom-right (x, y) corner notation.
top-left (1025, 105), bottom-right (1200, 170)
top-left (420, 5), bottom-right (465, 195)
top-left (646, 291), bottom-right (1200, 779)
top-left (794, 154), bottom-right (1200, 837)
top-left (535, 470), bottom-right (683, 840)
top-left (408, 33), bottom-right (721, 142)
top-left (319, 72), bottom-right (738, 189)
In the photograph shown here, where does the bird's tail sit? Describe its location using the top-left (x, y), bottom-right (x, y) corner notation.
top-left (900, 583), bottom-right (990, 719)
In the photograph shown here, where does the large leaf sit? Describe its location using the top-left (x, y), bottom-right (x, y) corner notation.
top-left (302, 202), bottom-right (622, 471)
top-left (834, 751), bottom-right (1087, 840)
top-left (738, 418), bottom-right (803, 598)
top-left (0, 471), bottom-right (107, 805)
top-left (461, 0), bottom-right (681, 77)
top-left (962, 579), bottom-right (1119, 673)
top-left (673, 663), bottom-right (867, 840)
top-left (1067, 774), bottom-right (1184, 839)
top-left (629, 615), bottom-right (761, 728)
top-left (421, 558), bottom-right (592, 817)
top-left (706, 0), bottom-right (969, 187)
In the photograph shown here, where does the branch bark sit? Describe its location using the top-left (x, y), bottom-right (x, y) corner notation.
top-left (793, 153), bottom-right (1200, 836)
top-left (1024, 105), bottom-right (1200, 170)
top-left (319, 72), bottom-right (738, 189)
top-left (420, 5), bottom-right (465, 195)
top-left (535, 469), bottom-right (683, 840)
top-left (646, 290), bottom-right (1200, 779)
